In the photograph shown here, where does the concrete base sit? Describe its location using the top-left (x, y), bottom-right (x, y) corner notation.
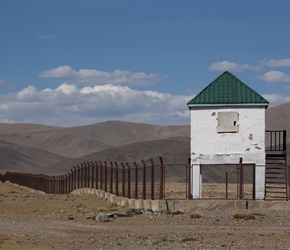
top-left (71, 188), bottom-right (168, 211)
top-left (70, 188), bottom-right (290, 212)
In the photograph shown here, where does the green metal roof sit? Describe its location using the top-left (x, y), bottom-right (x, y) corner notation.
top-left (187, 71), bottom-right (269, 107)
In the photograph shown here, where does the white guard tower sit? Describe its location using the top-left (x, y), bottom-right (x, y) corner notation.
top-left (187, 71), bottom-right (269, 199)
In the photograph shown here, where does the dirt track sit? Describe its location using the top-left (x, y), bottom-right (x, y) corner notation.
top-left (1, 182), bottom-right (290, 250)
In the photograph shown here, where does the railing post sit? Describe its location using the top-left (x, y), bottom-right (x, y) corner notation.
top-left (134, 162), bottom-right (138, 199)
top-left (126, 162), bottom-right (131, 199)
top-left (150, 159), bottom-right (154, 200)
top-left (142, 160), bottom-right (146, 200)
top-left (159, 157), bottom-right (164, 200)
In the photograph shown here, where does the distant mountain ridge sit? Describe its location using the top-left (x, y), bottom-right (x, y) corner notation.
top-left (0, 121), bottom-right (190, 174)
top-left (0, 102), bottom-right (290, 176)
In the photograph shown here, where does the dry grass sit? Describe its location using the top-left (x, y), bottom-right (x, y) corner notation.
top-left (190, 210), bottom-right (202, 219)
top-left (233, 210), bottom-right (255, 220)
top-left (97, 206), bottom-right (107, 212)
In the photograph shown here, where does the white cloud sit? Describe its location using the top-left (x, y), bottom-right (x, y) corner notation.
top-left (260, 59), bottom-right (290, 68)
top-left (209, 61), bottom-right (259, 72)
top-left (256, 70), bottom-right (290, 83)
top-left (39, 66), bottom-right (164, 86)
top-left (0, 83), bottom-right (192, 126)
top-left (55, 82), bottom-right (78, 95)
top-left (209, 58), bottom-right (290, 73)
top-left (262, 94), bottom-right (290, 106)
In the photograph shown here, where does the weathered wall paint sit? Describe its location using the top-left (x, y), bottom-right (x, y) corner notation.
top-left (190, 106), bottom-right (266, 199)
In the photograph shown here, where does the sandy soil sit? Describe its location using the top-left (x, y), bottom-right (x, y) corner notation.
top-left (1, 181), bottom-right (290, 250)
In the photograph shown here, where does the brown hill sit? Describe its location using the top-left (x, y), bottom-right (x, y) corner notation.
top-left (0, 121), bottom-right (189, 158)
top-left (0, 140), bottom-right (69, 174)
top-left (47, 136), bottom-right (190, 174)
top-left (0, 121), bottom-right (189, 174)
top-left (0, 102), bottom-right (290, 178)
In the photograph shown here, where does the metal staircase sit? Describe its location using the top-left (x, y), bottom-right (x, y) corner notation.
top-left (265, 130), bottom-right (288, 200)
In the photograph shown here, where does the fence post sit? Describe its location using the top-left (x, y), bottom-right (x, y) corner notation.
top-left (51, 176), bottom-right (55, 194)
top-left (77, 165), bottom-right (80, 190)
top-left (84, 162), bottom-right (88, 188)
top-left (73, 168), bottom-right (76, 193)
top-left (64, 174), bottom-right (67, 194)
top-left (150, 159), bottom-right (154, 200)
top-left (121, 163), bottom-right (126, 197)
top-left (226, 172), bottom-right (228, 199)
top-left (82, 163), bottom-right (87, 188)
top-left (53, 176), bottom-right (56, 194)
top-left (95, 161), bottom-right (99, 190)
top-left (288, 164), bottom-right (290, 201)
top-left (187, 158), bottom-right (191, 200)
top-left (115, 162), bottom-right (119, 196)
top-left (99, 161), bottom-right (103, 190)
top-left (104, 161), bottom-right (108, 192)
top-left (159, 157), bottom-right (164, 200)
top-left (58, 176), bottom-right (61, 194)
top-left (134, 162), bottom-right (138, 199)
top-left (42, 174), bottom-right (45, 193)
top-left (126, 162), bottom-right (131, 199)
top-left (66, 172), bottom-right (69, 194)
top-left (110, 162), bottom-right (114, 194)
top-left (142, 160), bottom-right (146, 200)
top-left (239, 157), bottom-right (244, 200)
top-left (90, 162), bottom-right (94, 189)
top-left (47, 176), bottom-right (51, 193)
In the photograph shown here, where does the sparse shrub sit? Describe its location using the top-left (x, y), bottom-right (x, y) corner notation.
top-left (97, 206), bottom-right (107, 212)
top-left (190, 211), bottom-right (202, 219)
top-left (233, 210), bottom-right (255, 220)
top-left (181, 237), bottom-right (197, 242)
top-left (170, 210), bottom-right (184, 215)
top-left (126, 210), bottom-right (137, 217)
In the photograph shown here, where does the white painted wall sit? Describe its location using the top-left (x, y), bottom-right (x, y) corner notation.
top-left (190, 106), bottom-right (266, 199)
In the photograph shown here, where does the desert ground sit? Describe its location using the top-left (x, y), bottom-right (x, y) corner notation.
top-left (1, 181), bottom-right (290, 250)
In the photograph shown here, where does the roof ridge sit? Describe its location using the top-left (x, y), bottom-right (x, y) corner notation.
top-left (187, 71), bottom-right (269, 106)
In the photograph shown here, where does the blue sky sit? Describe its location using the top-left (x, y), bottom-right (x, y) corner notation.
top-left (0, 1), bottom-right (290, 126)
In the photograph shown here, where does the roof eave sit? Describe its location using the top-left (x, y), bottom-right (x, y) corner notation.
top-left (187, 103), bottom-right (269, 109)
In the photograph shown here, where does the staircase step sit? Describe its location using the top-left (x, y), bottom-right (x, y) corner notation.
top-left (266, 188), bottom-right (286, 191)
top-left (266, 171), bottom-right (285, 173)
top-left (266, 197), bottom-right (287, 200)
top-left (266, 188), bottom-right (286, 194)
top-left (265, 185), bottom-right (286, 189)
top-left (265, 178), bottom-right (286, 181)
